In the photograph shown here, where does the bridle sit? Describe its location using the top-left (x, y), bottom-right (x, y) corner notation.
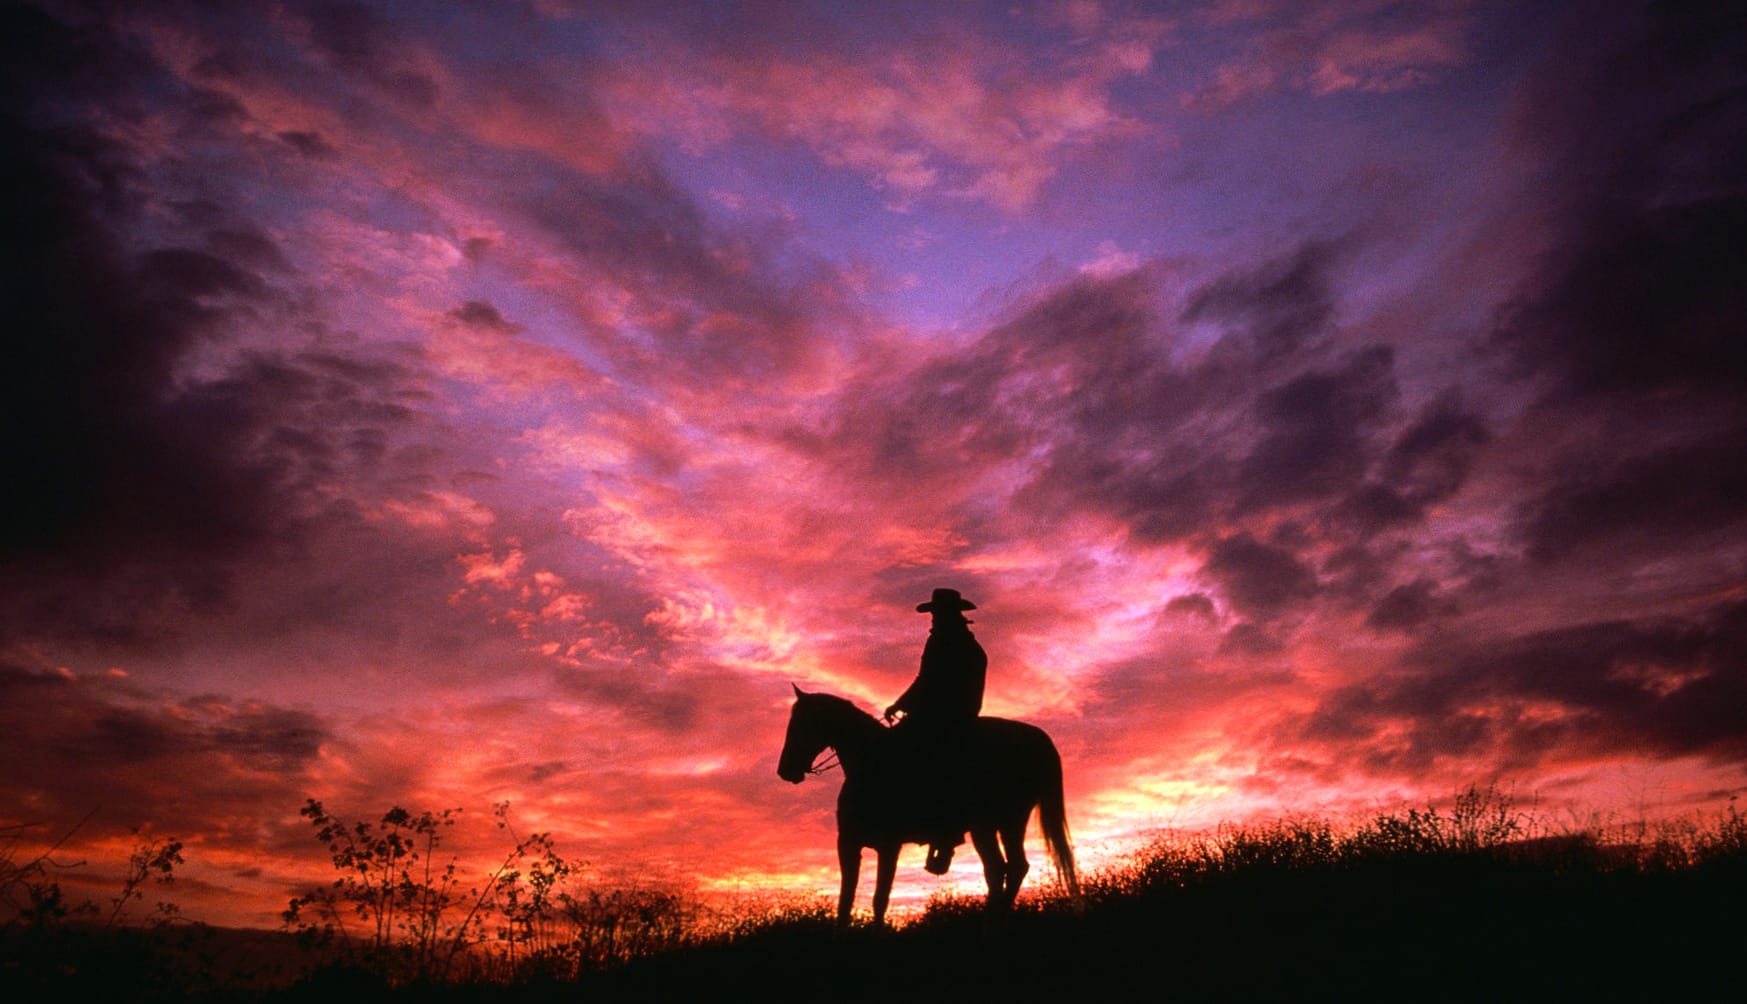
top-left (806, 749), bottom-right (840, 775)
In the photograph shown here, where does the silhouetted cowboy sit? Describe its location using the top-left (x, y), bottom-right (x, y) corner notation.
top-left (885, 587), bottom-right (987, 874)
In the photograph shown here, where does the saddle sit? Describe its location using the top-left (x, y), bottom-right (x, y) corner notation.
top-left (887, 717), bottom-right (979, 872)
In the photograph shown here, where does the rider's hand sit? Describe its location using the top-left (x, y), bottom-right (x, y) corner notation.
top-left (883, 705), bottom-right (898, 723)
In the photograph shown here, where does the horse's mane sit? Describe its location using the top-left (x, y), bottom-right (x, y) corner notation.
top-left (808, 691), bottom-right (1029, 734)
top-left (806, 691), bottom-right (882, 728)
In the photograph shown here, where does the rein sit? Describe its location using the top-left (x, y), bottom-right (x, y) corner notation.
top-left (807, 750), bottom-right (841, 775)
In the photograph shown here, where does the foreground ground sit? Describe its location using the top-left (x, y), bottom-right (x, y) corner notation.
top-left (9, 808), bottom-right (1745, 1001)
top-left (572, 858), bottom-right (1742, 1000)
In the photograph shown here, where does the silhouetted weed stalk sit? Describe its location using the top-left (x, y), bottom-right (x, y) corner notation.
top-left (1, 815), bottom-right (183, 929)
top-left (280, 799), bottom-right (700, 985)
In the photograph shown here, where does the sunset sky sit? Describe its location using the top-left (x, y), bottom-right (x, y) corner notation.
top-left (4, 0), bottom-right (1744, 929)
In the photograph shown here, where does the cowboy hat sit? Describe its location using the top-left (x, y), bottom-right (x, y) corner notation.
top-left (916, 587), bottom-right (976, 612)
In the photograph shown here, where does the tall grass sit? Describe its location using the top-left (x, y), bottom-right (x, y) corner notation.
top-left (1086, 784), bottom-right (1747, 903)
top-left (7, 786), bottom-right (1744, 998)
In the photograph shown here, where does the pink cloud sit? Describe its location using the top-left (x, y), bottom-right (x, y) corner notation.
top-left (1188, 1), bottom-right (1473, 111)
top-left (376, 490), bottom-right (496, 535)
top-left (428, 300), bottom-right (611, 400)
top-left (607, 26), bottom-right (1159, 211)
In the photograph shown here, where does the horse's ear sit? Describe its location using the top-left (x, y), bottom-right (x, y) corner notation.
top-left (792, 683), bottom-right (806, 698)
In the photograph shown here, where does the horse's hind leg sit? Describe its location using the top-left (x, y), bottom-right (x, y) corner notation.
top-left (998, 816), bottom-right (1030, 910)
top-left (969, 827), bottom-right (1004, 912)
top-left (871, 845), bottom-right (898, 926)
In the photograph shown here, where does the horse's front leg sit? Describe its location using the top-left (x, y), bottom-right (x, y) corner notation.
top-left (871, 844), bottom-right (898, 926)
top-left (837, 835), bottom-right (861, 925)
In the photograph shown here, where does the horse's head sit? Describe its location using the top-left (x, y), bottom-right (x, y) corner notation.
top-left (777, 684), bottom-right (826, 784)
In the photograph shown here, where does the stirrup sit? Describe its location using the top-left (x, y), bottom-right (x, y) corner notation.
top-left (924, 844), bottom-right (954, 875)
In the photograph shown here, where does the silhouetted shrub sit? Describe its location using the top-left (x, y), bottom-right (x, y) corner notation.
top-left (282, 799), bottom-right (713, 988)
top-left (11, 787), bottom-right (1746, 999)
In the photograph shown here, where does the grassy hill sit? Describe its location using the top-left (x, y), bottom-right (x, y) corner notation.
top-left (8, 793), bottom-right (1744, 1001)
top-left (577, 816), bottom-right (1744, 1001)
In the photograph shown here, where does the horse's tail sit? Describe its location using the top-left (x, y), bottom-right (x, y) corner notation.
top-left (1038, 737), bottom-right (1080, 898)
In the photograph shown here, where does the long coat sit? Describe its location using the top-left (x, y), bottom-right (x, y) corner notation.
top-left (890, 623), bottom-right (987, 728)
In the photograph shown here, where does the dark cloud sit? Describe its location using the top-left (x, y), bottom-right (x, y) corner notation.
top-left (0, 11), bottom-right (276, 584)
top-left (831, 269), bottom-right (1182, 501)
top-left (1339, 392), bottom-right (1489, 536)
top-left (1495, 200), bottom-right (1747, 403)
top-left (514, 154), bottom-right (823, 388)
top-left (1386, 395), bottom-right (1479, 492)
top-left (1299, 685), bottom-right (1381, 744)
top-left (450, 300), bottom-right (515, 330)
top-left (556, 667), bottom-right (703, 734)
top-left (853, 250), bottom-right (1440, 583)
top-left (1163, 592), bottom-right (1216, 620)
top-left (1364, 578), bottom-right (1450, 634)
top-left (1316, 541), bottom-right (1406, 604)
top-left (1235, 346), bottom-right (1396, 515)
top-left (181, 85), bottom-right (250, 128)
top-left (73, 697), bottom-right (324, 769)
top-left (823, 253), bottom-right (1457, 648)
top-left (1271, 2), bottom-right (1747, 776)
top-left (1202, 532), bottom-right (1318, 620)
top-left (1181, 240), bottom-right (1343, 359)
top-left (1079, 654), bottom-right (1297, 740)
top-left (205, 226), bottom-right (295, 273)
top-left (928, 271), bottom-right (1218, 541)
top-left (277, 129), bottom-right (337, 158)
top-left (0, 327), bottom-right (436, 651)
top-left (139, 245), bottom-right (272, 303)
top-left (1443, 600), bottom-right (1747, 760)
top-left (0, 7), bottom-right (441, 654)
top-left (1487, 2), bottom-right (1747, 565)
top-left (1517, 433), bottom-right (1747, 564)
top-left (1291, 599), bottom-right (1747, 775)
top-left (0, 2), bottom-right (156, 107)
top-left (301, 0), bottom-right (439, 108)
top-left (1219, 621), bottom-right (1282, 656)
top-left (0, 665), bottom-right (330, 830)
top-left (1498, 2), bottom-right (1746, 381)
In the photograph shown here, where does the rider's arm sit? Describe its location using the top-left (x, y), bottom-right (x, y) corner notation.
top-left (886, 645), bottom-right (933, 721)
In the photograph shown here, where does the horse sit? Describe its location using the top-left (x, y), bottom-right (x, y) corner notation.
top-left (777, 684), bottom-right (1079, 926)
